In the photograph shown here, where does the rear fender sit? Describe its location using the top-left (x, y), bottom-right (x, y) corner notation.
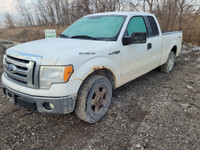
top-left (161, 40), bottom-right (178, 65)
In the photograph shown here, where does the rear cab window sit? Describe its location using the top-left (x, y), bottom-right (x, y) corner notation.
top-left (145, 16), bottom-right (159, 37)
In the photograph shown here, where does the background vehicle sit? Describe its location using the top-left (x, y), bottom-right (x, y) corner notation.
top-left (1, 12), bottom-right (182, 123)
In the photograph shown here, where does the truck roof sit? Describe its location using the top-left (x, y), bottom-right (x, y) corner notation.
top-left (86, 12), bottom-right (153, 17)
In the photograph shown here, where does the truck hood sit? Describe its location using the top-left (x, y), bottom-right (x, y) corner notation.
top-left (7, 38), bottom-right (108, 65)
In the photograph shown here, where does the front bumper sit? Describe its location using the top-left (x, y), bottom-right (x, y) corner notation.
top-left (2, 82), bottom-right (77, 114)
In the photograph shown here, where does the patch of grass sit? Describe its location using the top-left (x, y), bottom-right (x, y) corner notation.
top-left (0, 25), bottom-right (67, 43)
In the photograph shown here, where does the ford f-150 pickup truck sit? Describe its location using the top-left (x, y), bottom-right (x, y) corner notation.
top-left (2, 12), bottom-right (182, 123)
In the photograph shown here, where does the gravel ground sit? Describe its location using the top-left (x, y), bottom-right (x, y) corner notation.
top-left (0, 43), bottom-right (200, 150)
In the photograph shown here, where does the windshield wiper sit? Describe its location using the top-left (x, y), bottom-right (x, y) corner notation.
top-left (59, 34), bottom-right (69, 38)
top-left (70, 35), bottom-right (98, 40)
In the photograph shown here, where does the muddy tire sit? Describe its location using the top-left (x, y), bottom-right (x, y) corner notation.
top-left (160, 51), bottom-right (175, 73)
top-left (75, 75), bottom-right (112, 123)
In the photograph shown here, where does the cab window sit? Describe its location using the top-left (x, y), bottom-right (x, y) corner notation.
top-left (126, 16), bottom-right (147, 36)
top-left (147, 16), bottom-right (159, 36)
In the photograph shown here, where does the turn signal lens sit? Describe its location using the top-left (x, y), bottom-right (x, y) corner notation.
top-left (64, 66), bottom-right (73, 82)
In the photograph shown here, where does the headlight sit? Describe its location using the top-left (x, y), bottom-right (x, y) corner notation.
top-left (40, 65), bottom-right (73, 89)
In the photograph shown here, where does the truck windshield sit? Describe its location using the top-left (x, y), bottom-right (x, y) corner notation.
top-left (61, 15), bottom-right (126, 41)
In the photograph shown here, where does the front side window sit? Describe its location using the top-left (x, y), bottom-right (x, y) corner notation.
top-left (126, 16), bottom-right (147, 36)
top-left (62, 15), bottom-right (126, 41)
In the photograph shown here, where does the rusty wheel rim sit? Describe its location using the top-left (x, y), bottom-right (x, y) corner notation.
top-left (91, 86), bottom-right (108, 114)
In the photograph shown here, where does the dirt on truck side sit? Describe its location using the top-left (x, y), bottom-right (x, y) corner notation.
top-left (0, 40), bottom-right (200, 150)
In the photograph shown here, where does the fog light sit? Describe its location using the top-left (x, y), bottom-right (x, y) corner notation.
top-left (43, 102), bottom-right (54, 111)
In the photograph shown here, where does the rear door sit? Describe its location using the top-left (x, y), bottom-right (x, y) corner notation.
top-left (144, 16), bottom-right (162, 67)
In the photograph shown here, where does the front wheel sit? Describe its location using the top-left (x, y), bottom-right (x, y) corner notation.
top-left (75, 75), bottom-right (112, 123)
top-left (160, 51), bottom-right (175, 73)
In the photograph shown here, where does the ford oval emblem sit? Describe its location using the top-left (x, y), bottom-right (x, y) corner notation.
top-left (7, 64), bottom-right (17, 73)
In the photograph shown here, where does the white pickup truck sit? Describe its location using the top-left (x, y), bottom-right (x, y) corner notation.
top-left (2, 12), bottom-right (182, 123)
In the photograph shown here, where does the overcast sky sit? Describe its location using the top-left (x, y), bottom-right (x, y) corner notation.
top-left (0, 0), bottom-right (18, 22)
top-left (0, 0), bottom-right (33, 26)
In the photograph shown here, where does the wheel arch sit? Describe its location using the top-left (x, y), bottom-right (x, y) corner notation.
top-left (85, 68), bottom-right (116, 89)
top-left (76, 67), bottom-right (116, 98)
top-left (171, 45), bottom-right (178, 56)
top-left (70, 56), bottom-right (120, 98)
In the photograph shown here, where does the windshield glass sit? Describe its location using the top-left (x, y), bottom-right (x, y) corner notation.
top-left (61, 15), bottom-right (126, 41)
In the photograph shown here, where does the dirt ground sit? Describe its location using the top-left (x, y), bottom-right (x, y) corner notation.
top-left (0, 40), bottom-right (200, 150)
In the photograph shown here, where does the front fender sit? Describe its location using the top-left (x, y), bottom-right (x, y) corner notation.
top-left (69, 56), bottom-right (120, 93)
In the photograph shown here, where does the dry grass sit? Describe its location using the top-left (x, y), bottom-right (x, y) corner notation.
top-left (181, 18), bottom-right (200, 46)
top-left (0, 26), bottom-right (67, 43)
top-left (183, 29), bottom-right (200, 46)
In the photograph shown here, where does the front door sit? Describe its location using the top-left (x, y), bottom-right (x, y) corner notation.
top-left (121, 16), bottom-right (150, 84)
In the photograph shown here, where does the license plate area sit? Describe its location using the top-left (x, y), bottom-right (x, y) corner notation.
top-left (6, 90), bottom-right (15, 104)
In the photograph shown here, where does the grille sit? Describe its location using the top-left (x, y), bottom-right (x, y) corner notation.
top-left (4, 55), bottom-right (36, 88)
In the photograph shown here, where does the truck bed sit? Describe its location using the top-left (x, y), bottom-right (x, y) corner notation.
top-left (162, 31), bottom-right (182, 35)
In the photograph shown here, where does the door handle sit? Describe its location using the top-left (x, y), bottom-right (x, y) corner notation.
top-left (147, 43), bottom-right (152, 50)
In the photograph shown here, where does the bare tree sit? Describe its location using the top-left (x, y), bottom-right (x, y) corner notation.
top-left (4, 13), bottom-right (15, 28)
top-left (16, 0), bottom-right (35, 26)
top-left (13, 0), bottom-right (200, 32)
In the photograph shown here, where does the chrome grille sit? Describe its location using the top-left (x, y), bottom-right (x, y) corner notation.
top-left (4, 55), bottom-right (36, 88)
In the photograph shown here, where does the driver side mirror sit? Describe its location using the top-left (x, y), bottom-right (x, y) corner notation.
top-left (122, 32), bottom-right (147, 46)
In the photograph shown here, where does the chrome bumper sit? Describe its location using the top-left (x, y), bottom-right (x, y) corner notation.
top-left (2, 82), bottom-right (77, 114)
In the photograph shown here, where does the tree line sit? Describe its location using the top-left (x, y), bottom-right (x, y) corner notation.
top-left (2, 0), bottom-right (200, 45)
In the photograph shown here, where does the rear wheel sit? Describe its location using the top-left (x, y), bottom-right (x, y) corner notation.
top-left (160, 51), bottom-right (175, 73)
top-left (75, 75), bottom-right (112, 123)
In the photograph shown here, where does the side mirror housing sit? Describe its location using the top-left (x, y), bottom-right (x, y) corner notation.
top-left (122, 32), bottom-right (147, 46)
